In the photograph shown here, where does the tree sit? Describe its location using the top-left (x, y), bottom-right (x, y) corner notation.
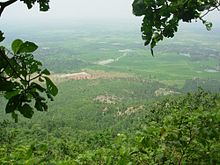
top-left (132, 0), bottom-right (220, 55)
top-left (0, 0), bottom-right (57, 122)
top-left (0, 0), bottom-right (49, 16)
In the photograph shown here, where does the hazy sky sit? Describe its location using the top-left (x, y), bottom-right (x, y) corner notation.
top-left (1, 0), bottom-right (137, 24)
top-left (0, 0), bottom-right (219, 29)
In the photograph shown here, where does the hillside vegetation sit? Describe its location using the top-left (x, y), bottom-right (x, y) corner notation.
top-left (1, 89), bottom-right (220, 164)
top-left (1, 23), bottom-right (220, 164)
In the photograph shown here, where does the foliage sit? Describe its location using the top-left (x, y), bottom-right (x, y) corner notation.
top-left (0, 39), bottom-right (58, 121)
top-left (0, 0), bottom-right (49, 17)
top-left (134, 89), bottom-right (220, 164)
top-left (20, 0), bottom-right (49, 11)
top-left (0, 0), bottom-right (58, 120)
top-left (0, 90), bottom-right (219, 164)
top-left (132, 0), bottom-right (219, 55)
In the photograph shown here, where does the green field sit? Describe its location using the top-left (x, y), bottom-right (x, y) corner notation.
top-left (1, 23), bottom-right (220, 164)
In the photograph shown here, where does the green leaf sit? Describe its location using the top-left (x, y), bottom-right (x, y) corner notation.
top-left (21, 0), bottom-right (50, 11)
top-left (12, 39), bottom-right (23, 54)
top-left (46, 91), bottom-right (54, 101)
top-left (44, 76), bottom-right (58, 96)
top-left (29, 65), bottom-right (37, 74)
top-left (204, 21), bottom-right (213, 31)
top-left (35, 99), bottom-right (48, 112)
top-left (21, 79), bottom-right (29, 87)
top-left (31, 91), bottom-right (48, 111)
top-left (3, 57), bottom-right (18, 78)
top-left (132, 0), bottom-right (145, 16)
top-left (41, 68), bottom-right (50, 75)
top-left (11, 112), bottom-right (18, 123)
top-left (0, 78), bottom-right (16, 92)
top-left (18, 41), bottom-right (38, 53)
top-left (30, 82), bottom-right (46, 92)
top-left (151, 48), bottom-right (154, 57)
top-left (5, 95), bottom-right (20, 113)
top-left (0, 56), bottom-right (4, 69)
top-left (19, 104), bottom-right (34, 119)
top-left (4, 90), bottom-right (20, 99)
top-left (39, 1), bottom-right (50, 11)
top-left (0, 31), bottom-right (5, 42)
top-left (21, 0), bottom-right (34, 9)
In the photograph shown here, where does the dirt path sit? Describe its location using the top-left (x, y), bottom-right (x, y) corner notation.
top-left (95, 52), bottom-right (128, 65)
top-left (50, 70), bottom-right (133, 82)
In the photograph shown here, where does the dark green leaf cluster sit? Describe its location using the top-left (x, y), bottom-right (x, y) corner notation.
top-left (0, 31), bottom-right (5, 42)
top-left (0, 38), bottom-right (58, 122)
top-left (0, 0), bottom-right (53, 120)
top-left (20, 0), bottom-right (50, 11)
top-left (132, 0), bottom-right (219, 55)
top-left (0, 0), bottom-right (50, 17)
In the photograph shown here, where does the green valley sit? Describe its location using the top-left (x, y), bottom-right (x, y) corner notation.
top-left (1, 22), bottom-right (220, 164)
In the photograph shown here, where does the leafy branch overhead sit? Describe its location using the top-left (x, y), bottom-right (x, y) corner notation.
top-left (0, 0), bottom-right (54, 121)
top-left (0, 0), bottom-right (49, 16)
top-left (0, 39), bottom-right (58, 122)
top-left (132, 0), bottom-right (220, 55)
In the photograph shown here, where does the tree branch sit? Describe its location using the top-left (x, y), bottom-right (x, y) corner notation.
top-left (29, 74), bottom-right (41, 81)
top-left (0, 48), bottom-right (25, 81)
top-left (0, 0), bottom-right (18, 17)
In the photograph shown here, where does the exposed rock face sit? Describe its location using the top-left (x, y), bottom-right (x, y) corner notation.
top-left (50, 70), bottom-right (133, 81)
top-left (93, 95), bottom-right (121, 104)
top-left (61, 72), bottom-right (91, 80)
top-left (116, 105), bottom-right (144, 117)
top-left (155, 88), bottom-right (180, 96)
